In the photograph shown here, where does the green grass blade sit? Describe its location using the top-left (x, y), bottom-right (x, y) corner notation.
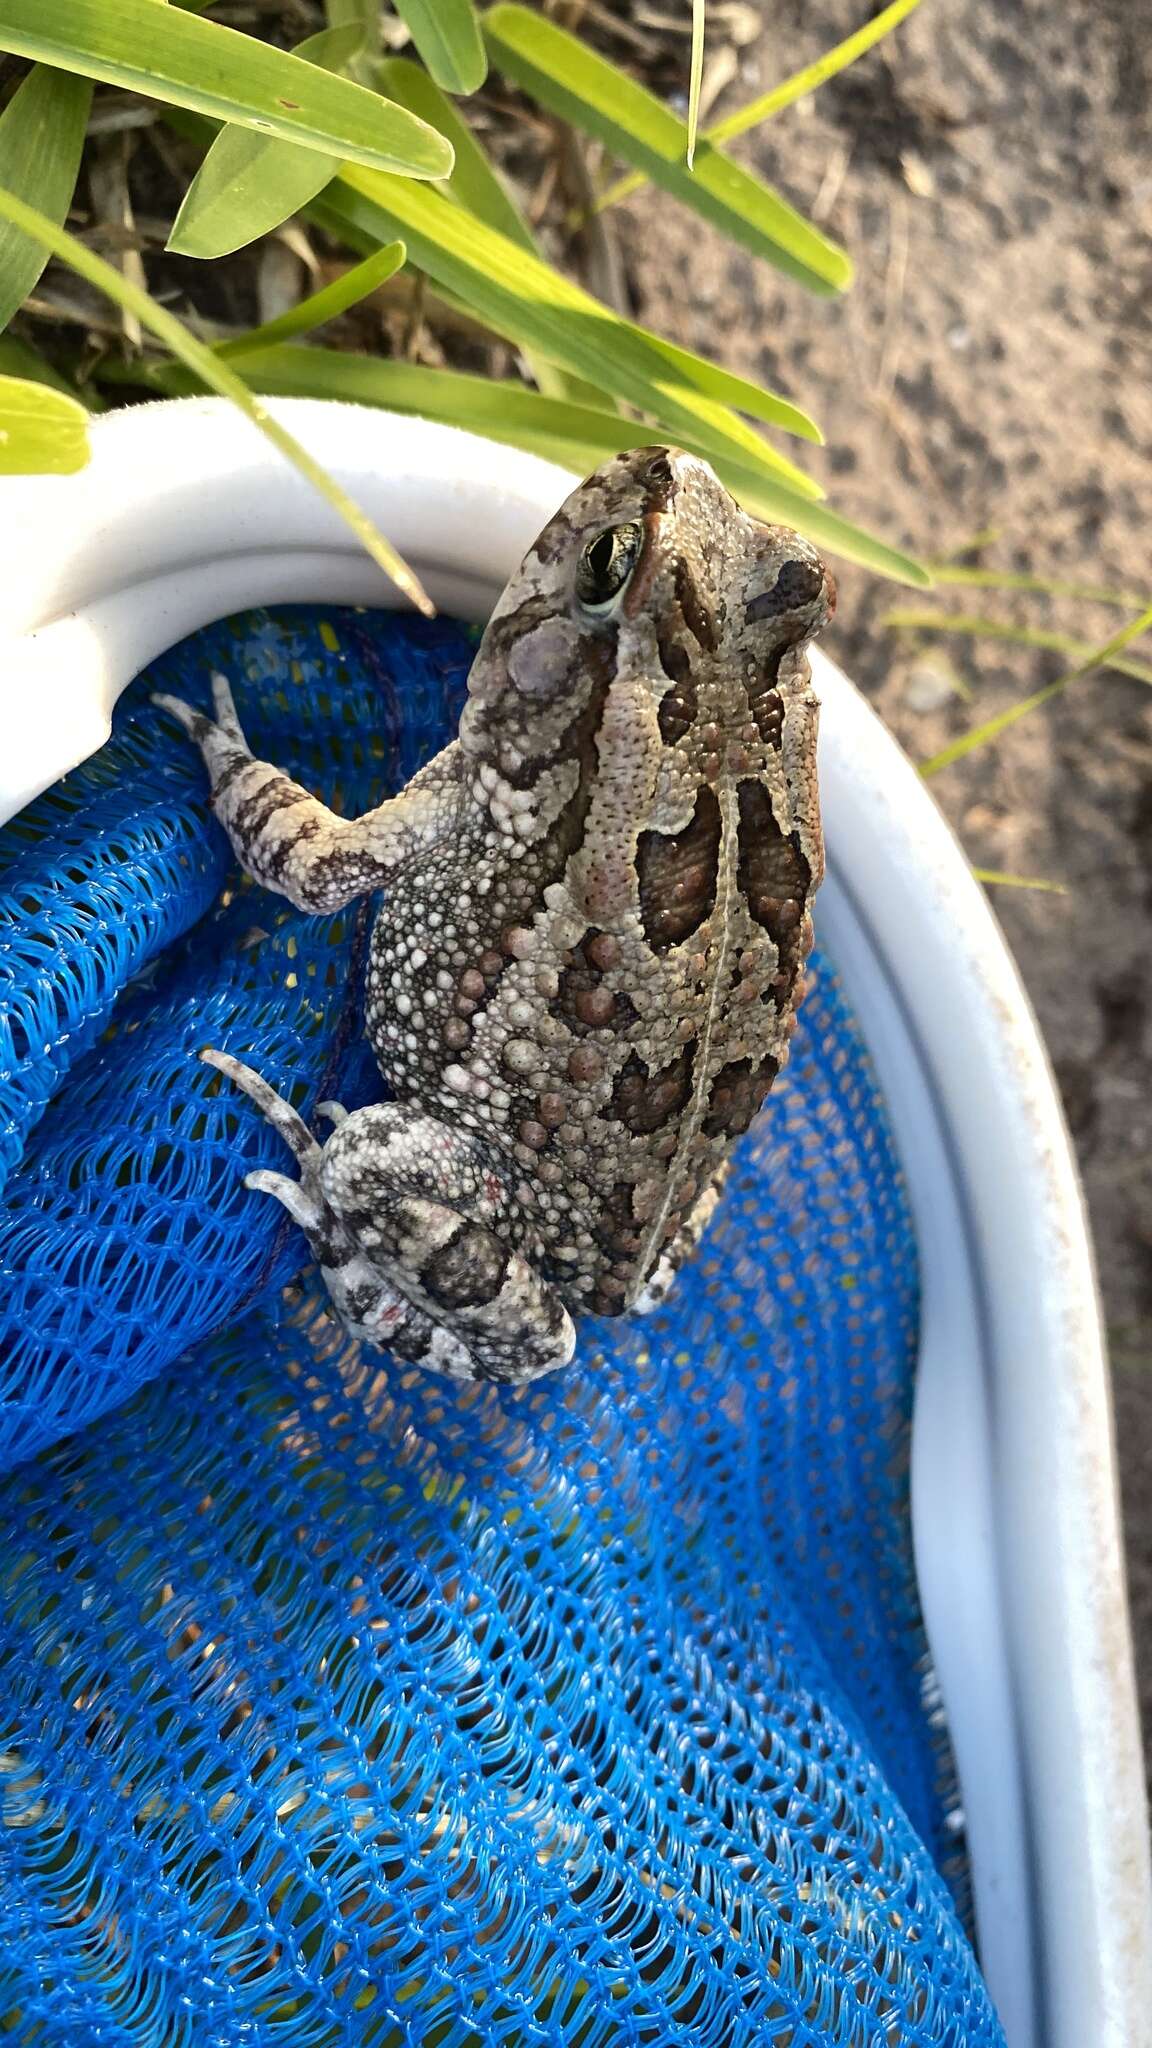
top-left (0, 187), bottom-right (434, 614)
top-left (323, 0), bottom-right (378, 43)
top-left (687, 0), bottom-right (705, 167)
top-left (601, 0), bottom-right (923, 212)
top-left (920, 683), bottom-right (1067, 776)
top-left (884, 609), bottom-right (1152, 687)
top-left (972, 869), bottom-right (1066, 895)
top-left (166, 104), bottom-right (816, 458)
top-left (216, 243), bottom-right (406, 357)
top-left (0, 0), bottom-right (453, 178)
top-left (481, 4), bottom-right (851, 295)
top-left (0, 65), bottom-right (92, 331)
top-left (918, 600), bottom-right (1152, 775)
top-left (375, 54), bottom-right (597, 404)
top-left (102, 344), bottom-right (769, 474)
top-left (636, 333), bottom-right (822, 456)
top-left (319, 0), bottom-right (379, 80)
top-left (0, 332), bottom-right (90, 400)
top-left (169, 138), bottom-right (336, 258)
top-left (716, 462), bottom-right (928, 584)
top-left (272, 24), bottom-right (374, 71)
top-left (391, 0), bottom-right (487, 95)
top-left (941, 526), bottom-right (1001, 558)
top-left (323, 165), bottom-right (824, 483)
top-left (377, 56), bottom-right (533, 248)
top-left (166, 25), bottom-right (368, 259)
top-left (103, 344), bottom-right (927, 584)
top-left (939, 525), bottom-right (1001, 558)
top-left (311, 185), bottom-right (589, 400)
top-left (0, 373), bottom-right (89, 473)
top-left (926, 564), bottom-right (1148, 610)
top-left (709, 0), bottom-right (923, 143)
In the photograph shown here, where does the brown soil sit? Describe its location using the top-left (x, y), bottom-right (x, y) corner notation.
top-left (609, 0), bottom-right (1152, 1767)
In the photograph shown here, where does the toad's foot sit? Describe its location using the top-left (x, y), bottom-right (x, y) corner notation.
top-left (204, 1051), bottom-right (575, 1383)
top-left (200, 1049), bottom-right (445, 1368)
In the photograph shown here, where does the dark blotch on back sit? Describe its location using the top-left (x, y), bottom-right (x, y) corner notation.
top-left (593, 1179), bottom-right (641, 1260)
top-left (518, 636), bottom-right (619, 900)
top-left (736, 779), bottom-right (811, 1006)
top-left (558, 938), bottom-right (639, 1034)
top-left (637, 785), bottom-right (721, 950)
top-left (591, 1272), bottom-right (630, 1314)
top-left (610, 1042), bottom-right (696, 1136)
top-left (656, 629), bottom-right (697, 744)
top-left (746, 556), bottom-right (825, 624)
top-left (702, 1055), bottom-right (779, 1138)
top-left (674, 558), bottom-right (717, 652)
top-left (745, 655), bottom-right (785, 748)
top-left (446, 639), bottom-right (618, 974)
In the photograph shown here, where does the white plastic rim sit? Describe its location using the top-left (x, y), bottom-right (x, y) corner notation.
top-left (2, 397), bottom-right (1149, 2048)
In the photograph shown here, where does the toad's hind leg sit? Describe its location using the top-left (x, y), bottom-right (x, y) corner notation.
top-left (632, 1163), bottom-right (730, 1314)
top-left (201, 1051), bottom-right (447, 1370)
top-left (205, 1053), bottom-right (575, 1383)
top-left (319, 1105), bottom-right (576, 1381)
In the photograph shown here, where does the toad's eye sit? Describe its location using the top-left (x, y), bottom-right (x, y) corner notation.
top-left (575, 521), bottom-right (643, 612)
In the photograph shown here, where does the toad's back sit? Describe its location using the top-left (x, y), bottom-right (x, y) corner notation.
top-left (369, 448), bottom-right (832, 1313)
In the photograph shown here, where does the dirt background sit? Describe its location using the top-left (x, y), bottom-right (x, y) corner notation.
top-left (600, 0), bottom-right (1152, 1764)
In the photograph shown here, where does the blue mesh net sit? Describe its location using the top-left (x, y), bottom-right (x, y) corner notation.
top-left (0, 607), bottom-right (1003, 2046)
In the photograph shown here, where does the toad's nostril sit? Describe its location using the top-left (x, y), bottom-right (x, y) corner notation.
top-left (644, 452), bottom-right (674, 488)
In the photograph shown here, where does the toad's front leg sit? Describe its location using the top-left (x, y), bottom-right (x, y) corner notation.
top-left (205, 1053), bottom-right (575, 1383)
top-left (154, 674), bottom-right (460, 913)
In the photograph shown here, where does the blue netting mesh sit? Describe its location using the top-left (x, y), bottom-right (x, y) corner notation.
top-left (0, 607), bottom-right (1003, 2046)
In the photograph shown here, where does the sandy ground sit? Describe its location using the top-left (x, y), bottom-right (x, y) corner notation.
top-left (602, 0), bottom-right (1152, 1768)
